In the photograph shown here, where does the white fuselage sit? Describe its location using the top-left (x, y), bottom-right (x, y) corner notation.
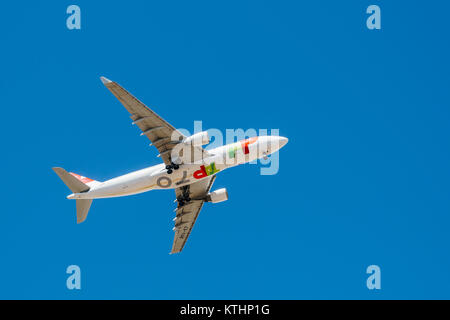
top-left (68, 135), bottom-right (288, 200)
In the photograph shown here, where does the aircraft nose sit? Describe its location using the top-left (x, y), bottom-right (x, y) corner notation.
top-left (279, 136), bottom-right (289, 148)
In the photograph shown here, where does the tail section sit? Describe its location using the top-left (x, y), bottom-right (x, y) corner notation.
top-left (52, 167), bottom-right (98, 224)
top-left (76, 199), bottom-right (93, 224)
top-left (52, 167), bottom-right (91, 193)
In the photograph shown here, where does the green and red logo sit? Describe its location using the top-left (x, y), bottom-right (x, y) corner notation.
top-left (193, 162), bottom-right (220, 179)
top-left (228, 137), bottom-right (258, 158)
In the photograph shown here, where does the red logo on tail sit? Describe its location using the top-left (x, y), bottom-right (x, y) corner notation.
top-left (70, 172), bottom-right (94, 183)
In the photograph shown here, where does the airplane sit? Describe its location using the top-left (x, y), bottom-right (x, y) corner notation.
top-left (53, 77), bottom-right (288, 254)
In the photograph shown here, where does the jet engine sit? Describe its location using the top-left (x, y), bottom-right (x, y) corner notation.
top-left (206, 188), bottom-right (228, 203)
top-left (184, 131), bottom-right (209, 146)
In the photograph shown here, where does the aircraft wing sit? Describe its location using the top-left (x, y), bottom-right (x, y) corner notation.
top-left (171, 175), bottom-right (216, 254)
top-left (100, 77), bottom-right (208, 165)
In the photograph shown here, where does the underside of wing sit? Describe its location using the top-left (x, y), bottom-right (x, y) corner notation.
top-left (171, 176), bottom-right (217, 254)
top-left (100, 77), bottom-right (186, 165)
top-left (101, 77), bottom-right (211, 165)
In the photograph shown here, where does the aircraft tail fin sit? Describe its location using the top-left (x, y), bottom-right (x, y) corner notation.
top-left (52, 167), bottom-right (96, 193)
top-left (52, 167), bottom-right (96, 224)
top-left (76, 199), bottom-right (93, 224)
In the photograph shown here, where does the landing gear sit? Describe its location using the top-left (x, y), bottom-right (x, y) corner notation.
top-left (166, 162), bottom-right (180, 173)
top-left (177, 186), bottom-right (191, 207)
top-left (177, 197), bottom-right (190, 207)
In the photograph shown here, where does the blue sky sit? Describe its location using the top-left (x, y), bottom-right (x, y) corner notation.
top-left (1, 1), bottom-right (450, 299)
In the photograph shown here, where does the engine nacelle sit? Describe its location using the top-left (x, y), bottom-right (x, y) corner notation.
top-left (184, 131), bottom-right (209, 146)
top-left (206, 188), bottom-right (228, 203)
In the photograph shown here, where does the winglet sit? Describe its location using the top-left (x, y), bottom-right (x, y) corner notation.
top-left (100, 76), bottom-right (112, 85)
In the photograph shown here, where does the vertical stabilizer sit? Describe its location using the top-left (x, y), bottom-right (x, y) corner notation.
top-left (52, 167), bottom-right (90, 193)
top-left (53, 167), bottom-right (95, 223)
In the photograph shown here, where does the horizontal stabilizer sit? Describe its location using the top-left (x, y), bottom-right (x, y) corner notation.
top-left (76, 199), bottom-right (93, 224)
